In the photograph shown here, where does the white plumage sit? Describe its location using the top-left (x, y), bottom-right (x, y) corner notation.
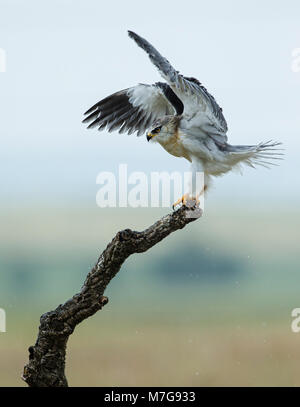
top-left (83, 31), bottom-right (283, 206)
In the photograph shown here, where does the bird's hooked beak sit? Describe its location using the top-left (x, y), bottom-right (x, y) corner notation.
top-left (147, 132), bottom-right (154, 142)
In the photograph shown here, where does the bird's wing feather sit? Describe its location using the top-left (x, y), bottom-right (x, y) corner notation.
top-left (83, 83), bottom-right (182, 136)
top-left (128, 31), bottom-right (228, 137)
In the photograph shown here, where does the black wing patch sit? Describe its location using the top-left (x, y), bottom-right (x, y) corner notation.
top-left (155, 82), bottom-right (184, 115)
top-left (83, 89), bottom-right (142, 134)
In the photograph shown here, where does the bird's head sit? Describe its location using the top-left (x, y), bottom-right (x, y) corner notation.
top-left (146, 116), bottom-right (180, 143)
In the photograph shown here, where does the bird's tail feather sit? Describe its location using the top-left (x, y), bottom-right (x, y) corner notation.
top-left (225, 140), bottom-right (284, 169)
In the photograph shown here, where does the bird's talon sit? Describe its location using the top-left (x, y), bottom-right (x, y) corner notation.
top-left (172, 194), bottom-right (189, 209)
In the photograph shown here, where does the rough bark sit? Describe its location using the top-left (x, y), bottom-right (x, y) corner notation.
top-left (22, 204), bottom-right (202, 387)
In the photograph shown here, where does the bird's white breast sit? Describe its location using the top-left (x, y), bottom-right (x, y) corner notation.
top-left (157, 130), bottom-right (192, 161)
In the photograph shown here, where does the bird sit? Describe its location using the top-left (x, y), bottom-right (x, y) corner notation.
top-left (83, 31), bottom-right (282, 208)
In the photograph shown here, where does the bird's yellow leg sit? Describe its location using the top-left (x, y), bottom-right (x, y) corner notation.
top-left (172, 191), bottom-right (204, 210)
top-left (172, 193), bottom-right (189, 209)
top-left (194, 192), bottom-right (201, 206)
top-left (191, 186), bottom-right (207, 207)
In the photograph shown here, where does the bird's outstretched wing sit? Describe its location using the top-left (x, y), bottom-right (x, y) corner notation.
top-left (128, 31), bottom-right (228, 135)
top-left (83, 82), bottom-right (183, 136)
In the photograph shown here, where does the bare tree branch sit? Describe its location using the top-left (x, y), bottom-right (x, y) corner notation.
top-left (22, 204), bottom-right (202, 387)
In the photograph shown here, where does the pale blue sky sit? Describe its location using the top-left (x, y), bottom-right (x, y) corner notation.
top-left (0, 0), bottom-right (299, 207)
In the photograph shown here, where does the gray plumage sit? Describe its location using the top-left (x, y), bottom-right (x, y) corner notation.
top-left (83, 31), bottom-right (283, 204)
top-left (127, 30), bottom-right (228, 133)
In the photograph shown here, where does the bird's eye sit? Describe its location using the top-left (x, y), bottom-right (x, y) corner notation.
top-left (153, 126), bottom-right (161, 134)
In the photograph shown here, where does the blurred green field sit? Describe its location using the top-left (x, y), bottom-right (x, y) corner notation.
top-left (2, 316), bottom-right (300, 387)
top-left (0, 205), bottom-right (300, 386)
